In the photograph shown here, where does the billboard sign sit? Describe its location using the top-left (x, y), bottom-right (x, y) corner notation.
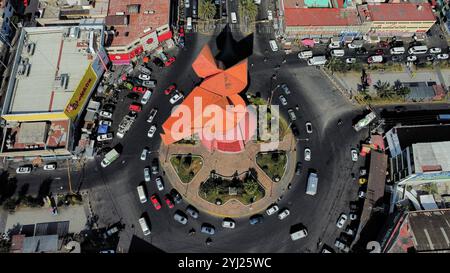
top-left (91, 46), bottom-right (110, 77)
top-left (64, 65), bottom-right (97, 120)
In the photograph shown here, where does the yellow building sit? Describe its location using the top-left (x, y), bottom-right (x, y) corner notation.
top-left (0, 25), bottom-right (109, 160)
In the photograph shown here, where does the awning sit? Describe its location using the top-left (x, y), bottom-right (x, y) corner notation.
top-left (157, 31), bottom-right (173, 43)
top-left (109, 53), bottom-right (131, 65)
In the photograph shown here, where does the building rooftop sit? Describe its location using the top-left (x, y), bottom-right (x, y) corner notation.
top-left (284, 8), bottom-right (360, 26)
top-left (412, 141), bottom-right (450, 173)
top-left (106, 0), bottom-right (169, 47)
top-left (22, 235), bottom-right (59, 253)
top-left (3, 26), bottom-right (103, 115)
top-left (358, 3), bottom-right (435, 22)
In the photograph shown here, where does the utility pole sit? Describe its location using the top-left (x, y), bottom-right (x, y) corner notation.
top-left (67, 159), bottom-right (73, 194)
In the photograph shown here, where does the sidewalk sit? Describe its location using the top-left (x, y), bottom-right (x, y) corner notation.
top-left (159, 133), bottom-right (297, 218)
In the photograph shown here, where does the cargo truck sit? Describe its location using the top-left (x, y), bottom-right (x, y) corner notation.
top-left (101, 149), bottom-right (120, 168)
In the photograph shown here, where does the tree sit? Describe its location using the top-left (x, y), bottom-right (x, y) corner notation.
top-left (239, 0), bottom-right (258, 23)
top-left (373, 80), bottom-right (393, 98)
top-left (199, 0), bottom-right (216, 21)
top-left (326, 57), bottom-right (346, 73)
top-left (392, 80), bottom-right (411, 97)
top-left (243, 179), bottom-right (258, 195)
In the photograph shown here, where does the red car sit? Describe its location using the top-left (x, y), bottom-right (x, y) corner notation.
top-left (132, 86), bottom-right (147, 94)
top-left (164, 194), bottom-right (174, 209)
top-left (179, 26), bottom-right (185, 37)
top-left (129, 103), bottom-right (142, 112)
top-left (375, 49), bottom-right (384, 55)
top-left (164, 84), bottom-right (177, 95)
top-left (150, 194), bottom-right (161, 210)
top-left (378, 41), bottom-right (389, 48)
top-left (164, 56), bottom-right (176, 67)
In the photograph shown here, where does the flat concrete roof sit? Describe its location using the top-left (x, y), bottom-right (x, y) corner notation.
top-left (413, 141), bottom-right (450, 173)
top-left (17, 122), bottom-right (47, 144)
top-left (4, 26), bottom-right (103, 115)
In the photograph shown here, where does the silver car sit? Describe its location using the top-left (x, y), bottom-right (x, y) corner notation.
top-left (186, 205), bottom-right (199, 219)
top-left (200, 224), bottom-right (215, 235)
top-left (140, 148), bottom-right (148, 160)
top-left (173, 211), bottom-right (188, 225)
top-left (287, 109), bottom-right (296, 121)
top-left (222, 218), bottom-right (236, 229)
top-left (144, 167), bottom-right (151, 182)
top-left (155, 176), bottom-right (164, 191)
top-left (278, 95), bottom-right (288, 106)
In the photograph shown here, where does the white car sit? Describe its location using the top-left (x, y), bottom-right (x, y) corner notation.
top-left (367, 55), bottom-right (383, 63)
top-left (407, 55), bottom-right (417, 62)
top-left (351, 149), bottom-right (358, 162)
top-left (155, 177), bottom-right (164, 191)
top-left (328, 41), bottom-right (341, 49)
top-left (305, 122), bottom-right (312, 134)
top-left (147, 108), bottom-right (158, 123)
top-left (222, 218), bottom-right (236, 229)
top-left (437, 53), bottom-right (449, 60)
top-left (99, 111), bottom-right (112, 119)
top-left (99, 120), bottom-right (112, 127)
top-left (267, 10), bottom-right (273, 21)
top-left (147, 125), bottom-right (157, 138)
top-left (266, 204), bottom-right (279, 216)
top-left (336, 213), bottom-right (348, 229)
top-left (345, 58), bottom-right (356, 64)
top-left (349, 213), bottom-right (358, 221)
top-left (43, 163), bottom-right (57, 171)
top-left (277, 209), bottom-right (290, 220)
top-left (144, 168), bottom-right (151, 182)
top-left (97, 133), bottom-right (113, 142)
top-left (358, 190), bottom-right (366, 199)
top-left (16, 166), bottom-right (32, 174)
top-left (169, 92), bottom-right (184, 104)
top-left (429, 47), bottom-right (442, 54)
top-left (138, 73), bottom-right (151, 81)
top-left (140, 148), bottom-right (149, 160)
top-left (304, 148), bottom-right (311, 161)
top-left (278, 95), bottom-right (288, 106)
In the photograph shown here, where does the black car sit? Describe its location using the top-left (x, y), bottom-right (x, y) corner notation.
top-left (295, 162), bottom-right (302, 175)
top-left (249, 214), bottom-right (264, 225)
top-left (355, 47), bottom-right (368, 55)
top-left (126, 92), bottom-right (140, 100)
top-left (391, 55), bottom-right (403, 62)
top-left (151, 158), bottom-right (159, 174)
top-left (152, 57), bottom-right (164, 67)
top-left (290, 124), bottom-right (300, 137)
top-left (171, 189), bottom-right (183, 204)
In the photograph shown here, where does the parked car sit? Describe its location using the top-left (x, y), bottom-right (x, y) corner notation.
top-left (358, 190), bottom-right (366, 199)
top-left (278, 208), bottom-right (290, 220)
top-left (305, 122), bottom-right (313, 134)
top-left (164, 194), bottom-right (174, 208)
top-left (304, 148), bottom-right (311, 161)
top-left (222, 218), bottom-right (236, 229)
top-left (43, 163), bottom-right (57, 171)
top-left (169, 91), bottom-right (184, 104)
top-left (328, 41), bottom-right (341, 49)
top-left (375, 49), bottom-right (384, 55)
top-left (99, 111), bottom-right (112, 119)
top-left (391, 55), bottom-right (403, 62)
top-left (132, 86), bottom-right (147, 94)
top-left (266, 204), bottom-right (279, 216)
top-left (99, 120), bottom-right (112, 126)
top-left (142, 80), bottom-right (156, 88)
top-left (140, 148), bottom-right (149, 160)
top-left (144, 167), bottom-right (151, 182)
top-left (355, 47), bottom-right (368, 55)
top-left (155, 176), bottom-right (164, 191)
top-left (335, 239), bottom-right (350, 252)
top-left (437, 53), bottom-right (449, 60)
top-left (351, 149), bottom-right (358, 162)
top-left (278, 95), bottom-right (288, 106)
top-left (153, 57), bottom-right (164, 67)
top-left (249, 214), bottom-right (264, 225)
top-left (336, 213), bottom-right (348, 228)
top-left (129, 103), bottom-right (142, 113)
top-left (174, 211), bottom-right (188, 224)
top-left (280, 83), bottom-right (291, 95)
top-left (164, 56), bottom-right (176, 67)
top-left (171, 189), bottom-right (183, 204)
top-left (345, 58), bottom-right (356, 64)
top-left (151, 159), bottom-right (159, 174)
top-left (429, 47), bottom-right (442, 54)
top-left (148, 125), bottom-right (157, 138)
top-left (295, 162), bottom-right (302, 175)
top-left (349, 213), bottom-right (358, 221)
top-left (138, 73), bottom-right (151, 81)
top-left (367, 55), bottom-right (383, 63)
top-left (147, 108), bottom-right (158, 123)
top-left (407, 55), bottom-right (417, 62)
top-left (426, 55), bottom-right (435, 61)
top-left (16, 166), bottom-right (32, 174)
top-left (164, 84), bottom-right (177, 95)
top-left (201, 224), bottom-right (216, 235)
top-left (287, 109), bottom-right (296, 121)
top-left (97, 133), bottom-right (113, 142)
top-left (186, 205), bottom-right (199, 218)
top-left (150, 194), bottom-right (162, 210)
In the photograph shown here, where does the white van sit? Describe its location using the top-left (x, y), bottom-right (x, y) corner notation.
top-left (408, 45), bottom-right (428, 55)
top-left (139, 217), bottom-right (151, 236)
top-left (298, 50), bottom-right (313, 59)
top-left (141, 90), bottom-right (152, 105)
top-left (137, 185), bottom-right (147, 203)
top-left (307, 56), bottom-right (327, 66)
top-left (186, 17), bottom-right (192, 30)
top-left (290, 228), bottom-right (308, 241)
top-left (390, 47), bottom-right (405, 55)
top-left (306, 172), bottom-right (318, 195)
top-left (269, 40), bottom-right (278, 52)
top-left (231, 12), bottom-right (237, 24)
top-left (330, 49), bottom-right (345, 57)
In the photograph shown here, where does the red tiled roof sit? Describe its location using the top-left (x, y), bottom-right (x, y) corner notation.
top-left (107, 0), bottom-right (169, 47)
top-left (284, 8), bottom-right (360, 26)
top-left (365, 3), bottom-right (435, 22)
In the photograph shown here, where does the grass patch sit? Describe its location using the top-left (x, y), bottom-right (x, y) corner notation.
top-left (256, 151), bottom-right (287, 182)
top-left (170, 154), bottom-right (203, 183)
top-left (199, 171), bottom-right (264, 205)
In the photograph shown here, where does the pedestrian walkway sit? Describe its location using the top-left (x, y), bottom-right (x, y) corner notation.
top-left (159, 133), bottom-right (297, 218)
